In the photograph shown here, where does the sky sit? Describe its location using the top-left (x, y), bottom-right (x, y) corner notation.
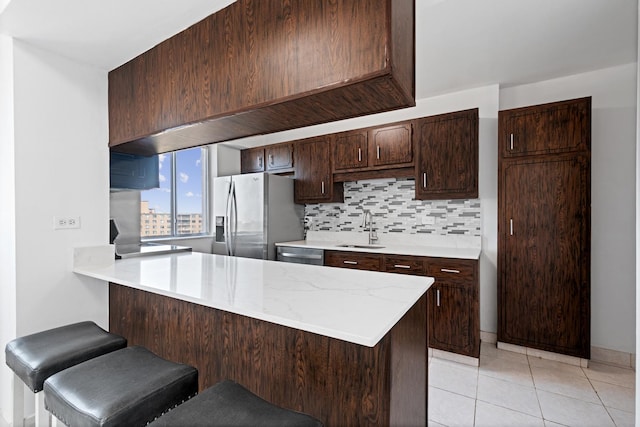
top-left (141, 147), bottom-right (204, 214)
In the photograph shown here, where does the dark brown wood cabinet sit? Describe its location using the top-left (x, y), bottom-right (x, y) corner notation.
top-left (108, 0), bottom-right (415, 155)
top-left (425, 258), bottom-right (480, 358)
top-left (293, 136), bottom-right (343, 204)
top-left (324, 250), bottom-right (480, 358)
top-left (498, 97), bottom-right (591, 359)
top-left (240, 147), bottom-right (265, 173)
top-left (324, 251), bottom-right (383, 271)
top-left (500, 98), bottom-right (590, 158)
top-left (265, 143), bottom-right (294, 172)
top-left (415, 109), bottom-right (478, 200)
top-left (332, 130), bottom-right (369, 171)
top-left (369, 123), bottom-right (413, 168)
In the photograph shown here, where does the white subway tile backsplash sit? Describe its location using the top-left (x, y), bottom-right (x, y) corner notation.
top-left (304, 178), bottom-right (481, 236)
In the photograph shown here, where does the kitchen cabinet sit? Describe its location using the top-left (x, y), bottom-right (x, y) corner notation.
top-left (324, 251), bottom-right (383, 271)
top-left (240, 143), bottom-right (294, 174)
top-left (108, 0), bottom-right (415, 155)
top-left (498, 97), bottom-right (590, 359)
top-left (332, 130), bottom-right (369, 171)
top-left (369, 123), bottom-right (413, 168)
top-left (500, 98), bottom-right (590, 158)
top-left (384, 255), bottom-right (424, 275)
top-left (322, 248), bottom-right (479, 359)
top-left (425, 257), bottom-right (479, 358)
top-left (415, 109), bottom-right (478, 200)
top-left (294, 136), bottom-right (343, 204)
top-left (240, 147), bottom-right (265, 173)
top-left (265, 143), bottom-right (294, 172)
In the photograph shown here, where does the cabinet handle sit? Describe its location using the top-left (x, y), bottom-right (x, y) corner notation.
top-left (376, 145), bottom-right (380, 159)
top-left (510, 219), bottom-right (513, 236)
top-left (343, 260), bottom-right (358, 265)
top-left (436, 289), bottom-right (441, 307)
top-left (358, 148), bottom-right (362, 162)
top-left (321, 181), bottom-right (325, 194)
top-left (510, 133), bottom-right (514, 151)
top-left (422, 172), bottom-right (427, 188)
top-left (440, 268), bottom-right (460, 274)
top-left (394, 264), bottom-right (411, 269)
top-left (258, 156), bottom-right (263, 168)
top-left (268, 154), bottom-right (274, 165)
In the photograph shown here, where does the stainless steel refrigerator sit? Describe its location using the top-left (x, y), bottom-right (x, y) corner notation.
top-left (212, 172), bottom-right (304, 260)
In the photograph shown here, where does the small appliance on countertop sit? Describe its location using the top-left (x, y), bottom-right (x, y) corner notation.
top-left (110, 219), bottom-right (192, 259)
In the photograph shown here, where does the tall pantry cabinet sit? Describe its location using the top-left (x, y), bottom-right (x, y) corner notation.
top-left (498, 97), bottom-right (591, 359)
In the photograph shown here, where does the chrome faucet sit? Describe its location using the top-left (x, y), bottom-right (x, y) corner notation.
top-left (362, 210), bottom-right (378, 244)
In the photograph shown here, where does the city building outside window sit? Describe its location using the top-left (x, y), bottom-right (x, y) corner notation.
top-left (140, 147), bottom-right (208, 239)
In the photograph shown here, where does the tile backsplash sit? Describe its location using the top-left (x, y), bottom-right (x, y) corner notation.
top-left (304, 178), bottom-right (481, 236)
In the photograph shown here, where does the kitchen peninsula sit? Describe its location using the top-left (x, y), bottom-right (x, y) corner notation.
top-left (73, 247), bottom-right (432, 426)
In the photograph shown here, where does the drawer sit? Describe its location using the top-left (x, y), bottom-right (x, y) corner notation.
top-left (384, 255), bottom-right (425, 275)
top-left (424, 258), bottom-right (477, 282)
top-left (324, 250), bottom-right (383, 271)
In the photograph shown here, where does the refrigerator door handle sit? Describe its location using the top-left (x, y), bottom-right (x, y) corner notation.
top-left (224, 181), bottom-right (233, 256)
top-left (230, 181), bottom-right (238, 256)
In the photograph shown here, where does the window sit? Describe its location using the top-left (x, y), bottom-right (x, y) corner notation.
top-left (140, 147), bottom-right (209, 239)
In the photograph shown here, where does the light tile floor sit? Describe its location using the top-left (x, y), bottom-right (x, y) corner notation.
top-left (429, 342), bottom-right (636, 427)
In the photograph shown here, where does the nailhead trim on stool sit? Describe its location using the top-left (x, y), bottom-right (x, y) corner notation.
top-left (148, 380), bottom-right (323, 427)
top-left (5, 321), bottom-right (127, 393)
top-left (43, 346), bottom-right (198, 427)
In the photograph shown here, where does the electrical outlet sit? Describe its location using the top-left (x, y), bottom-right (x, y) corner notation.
top-left (53, 216), bottom-right (81, 230)
top-left (423, 215), bottom-right (436, 225)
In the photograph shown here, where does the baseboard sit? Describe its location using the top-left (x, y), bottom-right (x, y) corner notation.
top-left (429, 347), bottom-right (479, 367)
top-left (591, 345), bottom-right (636, 369)
top-left (480, 330), bottom-right (497, 344)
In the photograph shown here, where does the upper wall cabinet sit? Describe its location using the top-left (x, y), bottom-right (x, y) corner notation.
top-left (500, 98), bottom-right (590, 158)
top-left (414, 109), bottom-right (479, 200)
top-left (109, 0), bottom-right (415, 155)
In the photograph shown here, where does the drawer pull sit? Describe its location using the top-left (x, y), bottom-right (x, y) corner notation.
top-left (394, 264), bottom-right (411, 269)
top-left (440, 268), bottom-right (460, 274)
top-left (343, 260), bottom-right (358, 265)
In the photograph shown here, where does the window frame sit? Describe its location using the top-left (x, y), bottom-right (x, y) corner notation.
top-left (141, 146), bottom-right (210, 241)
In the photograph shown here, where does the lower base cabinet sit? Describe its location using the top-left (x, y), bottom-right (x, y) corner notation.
top-left (324, 251), bottom-right (480, 358)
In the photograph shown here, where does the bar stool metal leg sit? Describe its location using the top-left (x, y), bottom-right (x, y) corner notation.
top-left (12, 373), bottom-right (24, 427)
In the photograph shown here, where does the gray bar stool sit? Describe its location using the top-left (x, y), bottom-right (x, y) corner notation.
top-left (44, 346), bottom-right (198, 427)
top-left (148, 380), bottom-right (323, 427)
top-left (5, 321), bottom-right (127, 426)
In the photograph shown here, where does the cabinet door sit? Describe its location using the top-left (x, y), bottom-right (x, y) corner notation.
top-left (332, 131), bottom-right (368, 171)
top-left (324, 251), bottom-right (383, 271)
top-left (499, 155), bottom-right (590, 358)
top-left (500, 97), bottom-right (590, 158)
top-left (368, 123), bottom-right (413, 167)
top-left (294, 137), bottom-right (343, 203)
top-left (110, 152), bottom-right (159, 190)
top-left (415, 109), bottom-right (478, 200)
top-left (266, 143), bottom-right (294, 171)
top-left (425, 257), bottom-right (479, 357)
top-left (428, 282), bottom-right (475, 354)
top-left (241, 148), bottom-right (265, 173)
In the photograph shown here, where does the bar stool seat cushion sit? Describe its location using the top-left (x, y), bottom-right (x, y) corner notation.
top-left (149, 380), bottom-right (323, 427)
top-left (44, 346), bottom-right (198, 427)
top-left (5, 321), bottom-right (126, 392)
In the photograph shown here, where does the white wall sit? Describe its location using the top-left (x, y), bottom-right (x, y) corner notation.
top-left (0, 34), bottom-right (17, 425)
top-left (0, 39), bottom-right (110, 424)
top-left (501, 63), bottom-right (637, 355)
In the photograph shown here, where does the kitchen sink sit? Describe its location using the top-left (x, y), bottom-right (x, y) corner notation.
top-left (335, 244), bottom-right (385, 249)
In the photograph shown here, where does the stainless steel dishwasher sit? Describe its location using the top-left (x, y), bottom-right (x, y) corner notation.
top-left (276, 246), bottom-right (324, 265)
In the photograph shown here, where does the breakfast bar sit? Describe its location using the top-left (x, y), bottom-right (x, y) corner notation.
top-left (74, 248), bottom-right (433, 426)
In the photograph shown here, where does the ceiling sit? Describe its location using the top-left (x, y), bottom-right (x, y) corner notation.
top-left (0, 0), bottom-right (637, 99)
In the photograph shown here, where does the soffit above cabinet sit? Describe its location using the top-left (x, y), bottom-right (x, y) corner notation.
top-left (109, 0), bottom-right (415, 155)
